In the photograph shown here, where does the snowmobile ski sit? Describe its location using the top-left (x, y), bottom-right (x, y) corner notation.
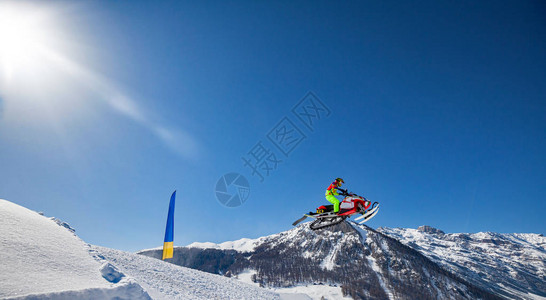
top-left (355, 202), bottom-right (379, 221)
top-left (292, 215), bottom-right (308, 226)
top-left (358, 206), bottom-right (380, 224)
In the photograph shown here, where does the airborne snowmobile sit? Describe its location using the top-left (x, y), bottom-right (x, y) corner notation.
top-left (292, 190), bottom-right (380, 230)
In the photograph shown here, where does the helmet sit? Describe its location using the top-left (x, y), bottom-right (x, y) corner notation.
top-left (335, 177), bottom-right (344, 184)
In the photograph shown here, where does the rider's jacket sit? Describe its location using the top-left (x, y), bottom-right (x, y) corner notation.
top-left (325, 181), bottom-right (340, 196)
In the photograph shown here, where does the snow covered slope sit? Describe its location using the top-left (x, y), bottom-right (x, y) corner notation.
top-left (0, 199), bottom-right (280, 300)
top-left (0, 199), bottom-right (150, 300)
top-left (90, 245), bottom-right (279, 300)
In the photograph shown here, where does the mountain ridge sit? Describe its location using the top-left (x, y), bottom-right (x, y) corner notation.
top-left (139, 222), bottom-right (540, 299)
top-left (378, 226), bottom-right (545, 299)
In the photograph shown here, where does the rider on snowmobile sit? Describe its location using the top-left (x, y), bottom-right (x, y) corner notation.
top-left (325, 177), bottom-right (347, 213)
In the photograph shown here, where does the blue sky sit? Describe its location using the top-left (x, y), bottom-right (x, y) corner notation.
top-left (0, 0), bottom-right (544, 252)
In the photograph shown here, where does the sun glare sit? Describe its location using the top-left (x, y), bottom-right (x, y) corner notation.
top-left (0, 2), bottom-right (196, 157)
top-left (0, 12), bottom-right (38, 67)
top-left (0, 2), bottom-right (59, 81)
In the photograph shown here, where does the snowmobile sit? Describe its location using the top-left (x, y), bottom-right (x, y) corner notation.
top-left (292, 190), bottom-right (380, 230)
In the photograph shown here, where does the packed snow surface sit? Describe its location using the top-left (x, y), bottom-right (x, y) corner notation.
top-left (0, 199), bottom-right (280, 300)
top-left (91, 245), bottom-right (279, 300)
top-left (236, 269), bottom-right (349, 300)
top-left (0, 199), bottom-right (150, 299)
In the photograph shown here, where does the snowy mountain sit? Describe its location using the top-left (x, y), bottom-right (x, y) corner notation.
top-left (378, 226), bottom-right (546, 300)
top-left (138, 221), bottom-right (543, 300)
top-left (3, 198), bottom-right (543, 300)
top-left (0, 199), bottom-right (280, 300)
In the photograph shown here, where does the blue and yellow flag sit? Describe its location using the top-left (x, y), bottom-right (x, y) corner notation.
top-left (162, 191), bottom-right (176, 260)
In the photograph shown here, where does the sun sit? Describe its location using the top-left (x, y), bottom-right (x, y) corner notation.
top-left (0, 1), bottom-right (84, 121)
top-left (0, 2), bottom-right (59, 81)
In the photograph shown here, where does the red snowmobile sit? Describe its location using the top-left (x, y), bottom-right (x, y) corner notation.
top-left (292, 190), bottom-right (380, 230)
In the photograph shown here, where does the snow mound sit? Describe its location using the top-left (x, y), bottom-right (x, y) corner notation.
top-left (91, 245), bottom-right (280, 300)
top-left (0, 199), bottom-right (151, 299)
top-left (100, 262), bottom-right (125, 283)
top-left (6, 279), bottom-right (150, 300)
